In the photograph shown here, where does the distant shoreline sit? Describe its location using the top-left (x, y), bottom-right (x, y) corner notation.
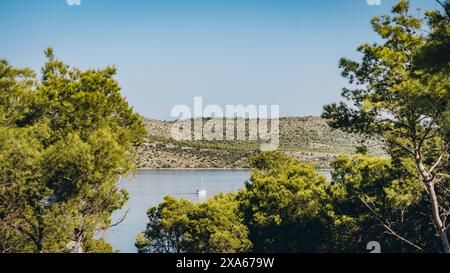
top-left (137, 168), bottom-right (333, 171)
top-left (138, 168), bottom-right (250, 171)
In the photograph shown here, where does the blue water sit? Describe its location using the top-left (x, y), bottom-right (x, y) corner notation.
top-left (102, 169), bottom-right (332, 253)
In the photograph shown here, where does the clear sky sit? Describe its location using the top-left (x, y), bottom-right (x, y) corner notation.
top-left (0, 0), bottom-right (440, 120)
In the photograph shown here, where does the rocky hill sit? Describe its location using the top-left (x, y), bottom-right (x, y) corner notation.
top-left (136, 116), bottom-right (384, 169)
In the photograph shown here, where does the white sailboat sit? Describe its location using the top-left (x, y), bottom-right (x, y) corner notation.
top-left (196, 174), bottom-right (207, 198)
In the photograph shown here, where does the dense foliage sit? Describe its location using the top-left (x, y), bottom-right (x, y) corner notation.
top-left (136, 194), bottom-right (251, 253)
top-left (0, 49), bottom-right (146, 253)
top-left (237, 152), bottom-right (334, 252)
top-left (330, 155), bottom-right (445, 252)
top-left (138, 151), bottom-right (449, 253)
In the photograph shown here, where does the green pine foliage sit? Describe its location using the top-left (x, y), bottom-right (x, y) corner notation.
top-left (0, 50), bottom-right (145, 253)
top-left (323, 0), bottom-right (450, 252)
top-left (136, 193), bottom-right (251, 253)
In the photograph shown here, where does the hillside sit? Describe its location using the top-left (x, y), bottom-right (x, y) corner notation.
top-left (136, 116), bottom-right (385, 169)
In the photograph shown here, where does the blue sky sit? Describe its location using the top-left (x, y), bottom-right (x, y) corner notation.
top-left (0, 0), bottom-right (440, 119)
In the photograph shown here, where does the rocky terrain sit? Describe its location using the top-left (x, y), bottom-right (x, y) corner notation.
top-left (136, 116), bottom-right (384, 169)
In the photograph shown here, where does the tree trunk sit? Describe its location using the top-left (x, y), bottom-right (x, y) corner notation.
top-left (37, 241), bottom-right (44, 253)
top-left (70, 240), bottom-right (84, 253)
top-left (426, 182), bottom-right (450, 253)
top-left (37, 228), bottom-right (45, 253)
top-left (415, 154), bottom-right (450, 253)
top-left (71, 229), bottom-right (84, 253)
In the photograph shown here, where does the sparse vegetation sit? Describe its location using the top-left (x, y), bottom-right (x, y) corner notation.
top-left (137, 116), bottom-right (384, 169)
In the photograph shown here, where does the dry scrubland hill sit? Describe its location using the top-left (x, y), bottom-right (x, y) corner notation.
top-left (136, 116), bottom-right (384, 169)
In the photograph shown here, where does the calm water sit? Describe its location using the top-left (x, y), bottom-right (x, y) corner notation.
top-left (102, 169), bottom-right (331, 253)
